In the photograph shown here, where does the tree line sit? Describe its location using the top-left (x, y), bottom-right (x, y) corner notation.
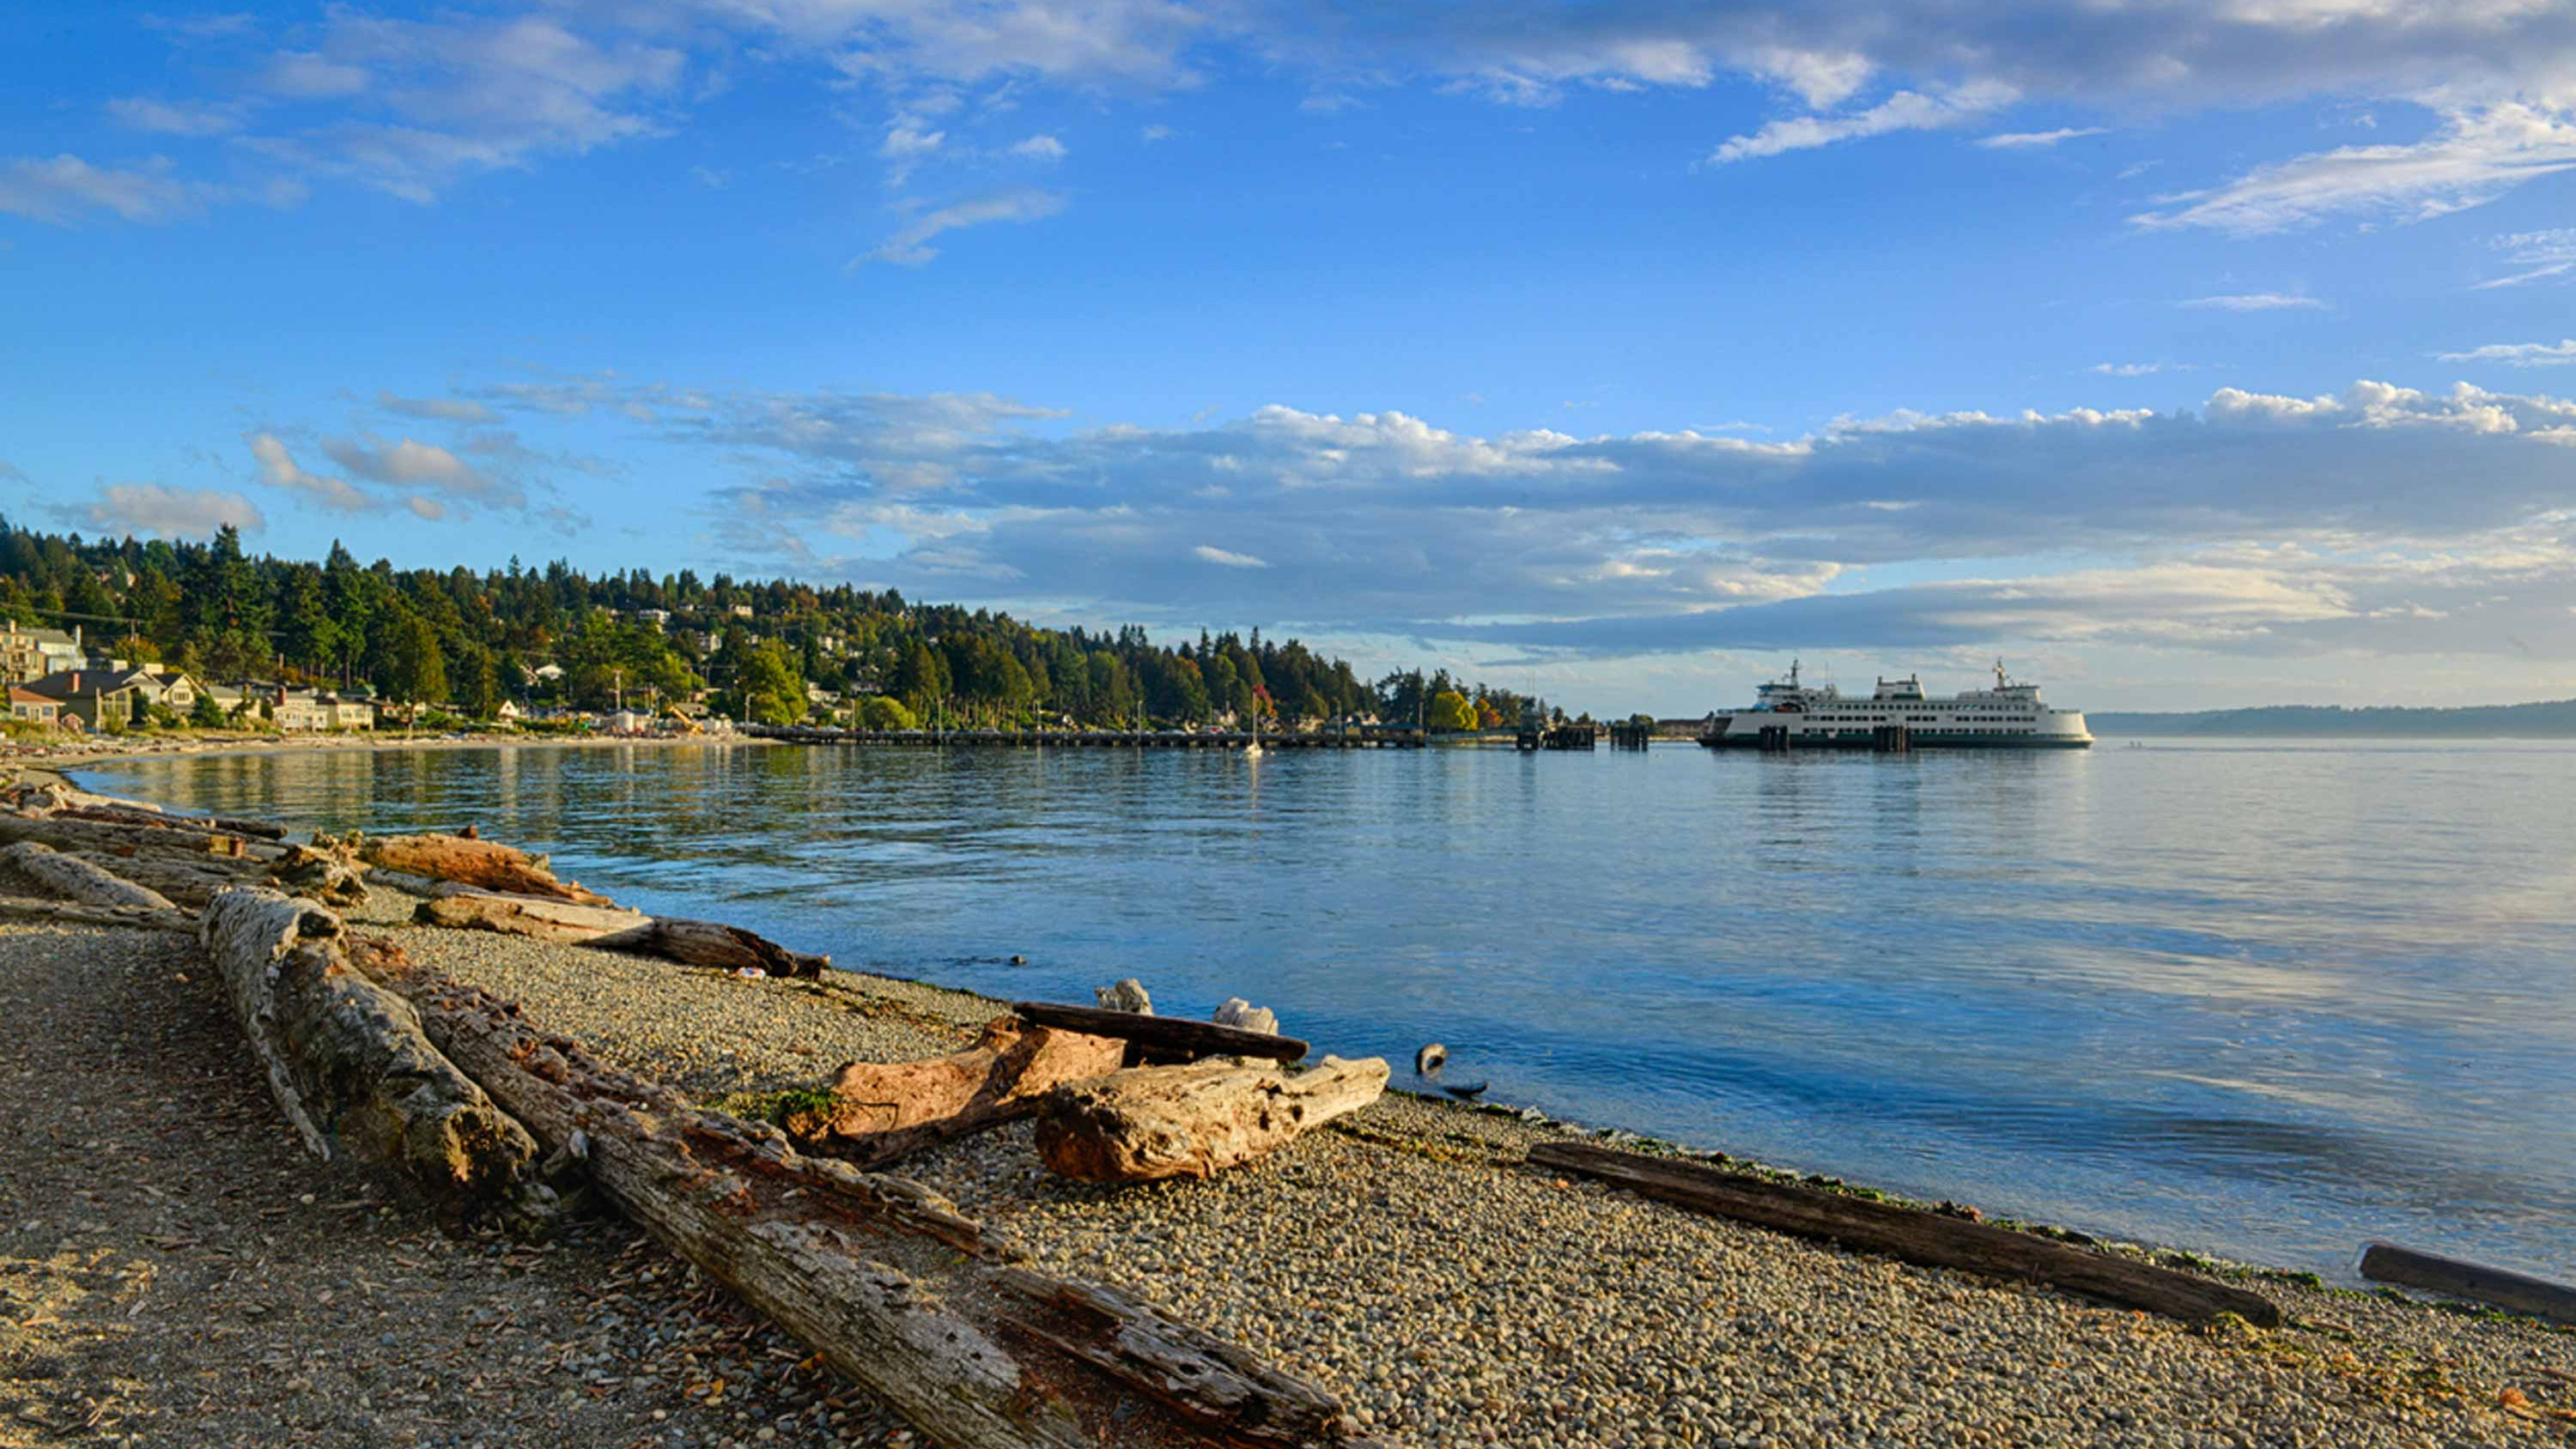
top-left (0, 519), bottom-right (1560, 731)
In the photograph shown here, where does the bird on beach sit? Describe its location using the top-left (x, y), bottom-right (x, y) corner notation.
top-left (1414, 1041), bottom-right (1487, 1099)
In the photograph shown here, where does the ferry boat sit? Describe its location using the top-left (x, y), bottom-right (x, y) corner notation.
top-left (1699, 661), bottom-right (2092, 749)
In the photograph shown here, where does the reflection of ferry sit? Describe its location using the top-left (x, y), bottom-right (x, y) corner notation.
top-left (1699, 661), bottom-right (2093, 749)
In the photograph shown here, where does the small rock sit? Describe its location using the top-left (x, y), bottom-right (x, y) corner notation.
top-left (1095, 979), bottom-right (1152, 1015)
top-left (1212, 997), bottom-right (1279, 1035)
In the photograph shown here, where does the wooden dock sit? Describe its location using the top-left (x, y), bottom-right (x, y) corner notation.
top-left (748, 725), bottom-right (1427, 749)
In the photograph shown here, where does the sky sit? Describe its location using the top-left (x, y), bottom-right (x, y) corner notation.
top-left (3, 1), bottom-right (2575, 713)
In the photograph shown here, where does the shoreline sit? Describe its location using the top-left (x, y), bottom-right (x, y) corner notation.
top-left (3, 770), bottom-right (2571, 1446)
top-left (19, 741), bottom-right (2551, 1297)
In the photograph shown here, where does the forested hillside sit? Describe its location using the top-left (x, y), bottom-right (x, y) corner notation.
top-left (0, 519), bottom-right (1546, 730)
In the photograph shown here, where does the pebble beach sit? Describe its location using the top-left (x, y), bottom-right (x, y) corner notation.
top-left (3, 803), bottom-right (2573, 1448)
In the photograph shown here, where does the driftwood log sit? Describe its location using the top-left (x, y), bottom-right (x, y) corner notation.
top-left (355, 833), bottom-right (611, 906)
top-left (583, 919), bottom-right (829, 978)
top-left (1036, 1056), bottom-right (1388, 1183)
top-left (199, 888), bottom-right (556, 1229)
top-left (0, 812), bottom-right (289, 865)
top-left (1012, 1000), bottom-right (1309, 1064)
top-left (2360, 1242), bottom-right (2576, 1325)
top-left (1, 840), bottom-right (179, 911)
top-left (786, 1016), bottom-right (1126, 1167)
top-left (352, 948), bottom-right (1364, 1449)
top-left (1527, 1141), bottom-right (2281, 1327)
top-left (0, 893), bottom-right (195, 933)
top-left (415, 890), bottom-right (649, 942)
top-left (52, 801), bottom-right (289, 840)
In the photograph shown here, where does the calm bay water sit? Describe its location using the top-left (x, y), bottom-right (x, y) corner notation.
top-left (76, 738), bottom-right (2576, 1280)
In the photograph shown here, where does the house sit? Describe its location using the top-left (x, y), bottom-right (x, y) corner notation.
top-left (18, 669), bottom-right (167, 731)
top-left (636, 609), bottom-right (671, 628)
top-left (272, 688), bottom-right (331, 732)
top-left (1, 624), bottom-right (83, 684)
top-left (327, 694), bottom-right (376, 730)
top-left (494, 700), bottom-right (523, 726)
top-left (729, 603), bottom-right (754, 619)
top-left (525, 662), bottom-right (566, 685)
top-left (8, 687), bottom-right (60, 727)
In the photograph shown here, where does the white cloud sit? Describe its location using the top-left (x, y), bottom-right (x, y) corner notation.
top-left (2437, 339), bottom-right (2576, 367)
top-left (1194, 544), bottom-right (1269, 568)
top-left (2090, 361), bottom-right (2187, 376)
top-left (320, 434), bottom-right (513, 503)
top-left (375, 391), bottom-right (495, 422)
top-left (1008, 134), bottom-right (1066, 161)
top-left (106, 97), bottom-right (243, 136)
top-left (2180, 293), bottom-right (2325, 312)
top-left (247, 431), bottom-right (386, 513)
top-left (0, 154), bottom-right (212, 225)
top-left (2475, 228), bottom-right (2576, 289)
top-left (69, 482), bottom-right (266, 539)
top-left (2131, 104), bottom-right (2576, 234)
top-left (1977, 126), bottom-right (2106, 149)
top-left (880, 119), bottom-right (945, 183)
top-left (1140, 124), bottom-right (1175, 142)
top-left (854, 189), bottom-right (1066, 266)
top-left (1710, 81), bottom-right (2016, 163)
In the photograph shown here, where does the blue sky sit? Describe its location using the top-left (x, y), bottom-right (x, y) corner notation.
top-left (4, 1), bottom-right (2575, 712)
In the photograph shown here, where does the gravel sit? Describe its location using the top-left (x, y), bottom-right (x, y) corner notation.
top-left (378, 914), bottom-right (2576, 1449)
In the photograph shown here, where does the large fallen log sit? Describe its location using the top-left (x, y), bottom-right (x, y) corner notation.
top-left (0, 812), bottom-right (289, 865)
top-left (52, 801), bottom-right (289, 840)
top-left (353, 948), bottom-right (1363, 1449)
top-left (583, 918), bottom-right (829, 978)
top-left (64, 848), bottom-right (266, 910)
top-left (786, 1016), bottom-right (1125, 1167)
top-left (415, 890), bottom-right (649, 943)
top-left (199, 888), bottom-right (557, 1230)
top-left (0, 893), bottom-right (195, 933)
top-left (1036, 1056), bottom-right (1388, 1183)
top-left (1012, 1000), bottom-right (1309, 1064)
top-left (355, 833), bottom-right (612, 906)
top-left (1, 840), bottom-right (179, 911)
top-left (2360, 1241), bottom-right (2576, 1325)
top-left (1526, 1141), bottom-right (2281, 1327)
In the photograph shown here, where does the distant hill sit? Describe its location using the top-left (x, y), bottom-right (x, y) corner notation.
top-left (2091, 700), bottom-right (2576, 737)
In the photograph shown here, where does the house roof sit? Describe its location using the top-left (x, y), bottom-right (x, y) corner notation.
top-left (3, 627), bottom-right (79, 648)
top-left (9, 686), bottom-right (52, 705)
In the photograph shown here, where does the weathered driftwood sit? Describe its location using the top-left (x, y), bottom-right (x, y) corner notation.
top-left (583, 918), bottom-right (829, 978)
top-left (1, 840), bottom-right (179, 911)
top-left (265, 845), bottom-right (370, 907)
top-left (1012, 1000), bottom-right (1309, 1064)
top-left (355, 833), bottom-right (611, 906)
top-left (199, 888), bottom-right (556, 1229)
top-left (0, 892), bottom-right (196, 933)
top-left (0, 812), bottom-right (289, 865)
top-left (2360, 1241), bottom-right (2576, 1325)
top-left (352, 949), bottom-right (1363, 1449)
top-left (1526, 1141), bottom-right (2281, 1327)
top-left (52, 801), bottom-right (288, 840)
top-left (785, 1016), bottom-right (1125, 1167)
top-left (63, 847), bottom-right (264, 909)
top-left (415, 890), bottom-right (649, 943)
top-left (1036, 1056), bottom-right (1388, 1183)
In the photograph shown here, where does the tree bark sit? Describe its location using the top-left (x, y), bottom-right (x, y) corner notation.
top-left (414, 890), bottom-right (650, 943)
top-left (0, 812), bottom-right (290, 865)
top-left (0, 893), bottom-right (195, 933)
top-left (786, 1017), bottom-right (1125, 1167)
top-left (351, 949), bottom-right (1364, 1449)
top-left (582, 918), bottom-right (829, 978)
top-left (1035, 1057), bottom-right (1388, 1183)
top-left (1, 840), bottom-right (179, 911)
top-left (1526, 1142), bottom-right (2281, 1327)
top-left (1010, 1000), bottom-right (1309, 1064)
top-left (355, 833), bottom-right (612, 906)
top-left (198, 888), bottom-right (558, 1231)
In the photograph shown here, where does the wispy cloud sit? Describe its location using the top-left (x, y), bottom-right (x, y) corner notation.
top-left (2180, 293), bottom-right (2324, 312)
top-left (2089, 361), bottom-right (2191, 376)
top-left (1977, 126), bottom-right (2106, 149)
top-left (1008, 134), bottom-right (1066, 161)
top-left (2436, 340), bottom-right (2576, 367)
top-left (1711, 82), bottom-right (2016, 163)
top-left (0, 154), bottom-right (214, 225)
top-left (1194, 544), bottom-right (1269, 568)
top-left (2474, 228), bottom-right (2576, 289)
top-left (2131, 104), bottom-right (2576, 234)
top-left (854, 190), bottom-right (1066, 267)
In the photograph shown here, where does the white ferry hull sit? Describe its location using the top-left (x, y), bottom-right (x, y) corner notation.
top-left (1698, 714), bottom-right (2093, 749)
